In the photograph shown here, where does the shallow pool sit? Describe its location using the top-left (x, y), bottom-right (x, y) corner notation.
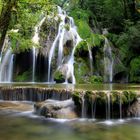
top-left (0, 110), bottom-right (140, 140)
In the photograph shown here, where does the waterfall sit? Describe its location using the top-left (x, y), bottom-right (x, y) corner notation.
top-left (0, 48), bottom-right (14, 82)
top-left (88, 44), bottom-right (93, 75)
top-left (0, 36), bottom-right (14, 82)
top-left (32, 17), bottom-right (46, 82)
top-left (106, 92), bottom-right (111, 120)
top-left (0, 87), bottom-right (72, 101)
top-left (119, 92), bottom-right (122, 120)
top-left (91, 97), bottom-right (96, 118)
top-left (103, 38), bottom-right (113, 83)
top-left (47, 6), bottom-right (81, 84)
top-left (81, 94), bottom-right (86, 118)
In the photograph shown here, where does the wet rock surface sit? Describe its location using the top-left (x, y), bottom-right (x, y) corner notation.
top-left (34, 99), bottom-right (78, 119)
top-left (127, 98), bottom-right (140, 117)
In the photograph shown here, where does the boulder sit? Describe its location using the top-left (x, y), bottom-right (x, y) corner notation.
top-left (127, 98), bottom-right (140, 117)
top-left (34, 99), bottom-right (77, 119)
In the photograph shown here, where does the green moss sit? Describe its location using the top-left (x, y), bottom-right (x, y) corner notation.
top-left (74, 58), bottom-right (90, 84)
top-left (54, 70), bottom-right (65, 83)
top-left (75, 40), bottom-right (88, 54)
top-left (111, 91), bottom-right (137, 105)
top-left (123, 91), bottom-right (137, 103)
top-left (15, 70), bottom-right (31, 82)
top-left (72, 91), bottom-right (82, 110)
top-left (130, 57), bottom-right (140, 82)
top-left (89, 76), bottom-right (103, 84)
top-left (96, 92), bottom-right (107, 105)
top-left (8, 31), bottom-right (34, 53)
top-left (64, 24), bottom-right (70, 31)
top-left (76, 20), bottom-right (92, 39)
top-left (87, 34), bottom-right (104, 47)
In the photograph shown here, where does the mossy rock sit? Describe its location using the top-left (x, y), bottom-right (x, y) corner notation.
top-left (72, 91), bottom-right (84, 111)
top-left (122, 91), bottom-right (137, 104)
top-left (111, 91), bottom-right (137, 105)
top-left (54, 70), bottom-right (65, 83)
top-left (15, 70), bottom-right (32, 82)
top-left (96, 92), bottom-right (107, 105)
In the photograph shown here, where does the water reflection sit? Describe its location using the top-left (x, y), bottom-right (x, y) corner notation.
top-left (0, 109), bottom-right (140, 140)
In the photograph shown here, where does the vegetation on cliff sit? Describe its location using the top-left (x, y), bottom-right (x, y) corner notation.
top-left (0, 0), bottom-right (140, 83)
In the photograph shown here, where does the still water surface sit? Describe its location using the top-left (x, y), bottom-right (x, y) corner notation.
top-left (0, 110), bottom-right (140, 140)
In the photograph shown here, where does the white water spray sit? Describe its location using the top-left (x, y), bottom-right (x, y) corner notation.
top-left (47, 7), bottom-right (81, 84)
top-left (103, 38), bottom-right (113, 83)
top-left (88, 44), bottom-right (93, 74)
top-left (0, 38), bottom-right (14, 82)
top-left (32, 17), bottom-right (46, 82)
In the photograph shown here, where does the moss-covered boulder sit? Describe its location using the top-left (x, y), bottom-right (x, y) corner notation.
top-left (72, 90), bottom-right (138, 118)
top-left (54, 69), bottom-right (65, 83)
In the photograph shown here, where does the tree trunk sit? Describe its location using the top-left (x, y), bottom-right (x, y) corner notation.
top-left (0, 0), bottom-right (18, 51)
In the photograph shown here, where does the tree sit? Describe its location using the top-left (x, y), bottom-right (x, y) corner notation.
top-left (0, 0), bottom-right (18, 51)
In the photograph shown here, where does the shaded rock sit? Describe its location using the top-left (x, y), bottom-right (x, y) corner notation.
top-left (127, 98), bottom-right (140, 117)
top-left (34, 99), bottom-right (77, 119)
top-left (0, 101), bottom-right (33, 112)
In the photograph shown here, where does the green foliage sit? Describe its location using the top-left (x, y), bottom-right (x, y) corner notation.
top-left (87, 34), bottom-right (104, 47)
top-left (0, 0), bottom-right (53, 52)
top-left (70, 8), bottom-right (91, 21)
top-left (54, 70), bottom-right (65, 83)
top-left (0, 0), bottom-right (2, 13)
top-left (76, 40), bottom-right (88, 53)
top-left (8, 31), bottom-right (34, 53)
top-left (70, 8), bottom-right (93, 40)
top-left (76, 20), bottom-right (91, 39)
top-left (15, 70), bottom-right (31, 82)
top-left (130, 57), bottom-right (140, 82)
top-left (74, 58), bottom-right (90, 84)
top-left (89, 75), bottom-right (103, 83)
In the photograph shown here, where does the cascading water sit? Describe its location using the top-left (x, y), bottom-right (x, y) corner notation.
top-left (106, 92), bottom-right (111, 120)
top-left (47, 6), bottom-right (81, 84)
top-left (103, 38), bottom-right (113, 83)
top-left (88, 44), bottom-right (93, 75)
top-left (119, 92), bottom-right (122, 120)
top-left (81, 93), bottom-right (87, 118)
top-left (32, 17), bottom-right (46, 82)
top-left (91, 96), bottom-right (96, 118)
top-left (0, 43), bottom-right (14, 82)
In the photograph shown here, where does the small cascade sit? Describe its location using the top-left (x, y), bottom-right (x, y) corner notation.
top-left (32, 17), bottom-right (46, 82)
top-left (47, 6), bottom-right (81, 84)
top-left (7, 54), bottom-right (14, 82)
top-left (0, 38), bottom-right (14, 82)
top-left (91, 96), bottom-right (96, 118)
top-left (0, 87), bottom-right (72, 101)
top-left (119, 92), bottom-right (122, 120)
top-left (106, 92), bottom-right (111, 120)
top-left (81, 94), bottom-right (85, 118)
top-left (103, 38), bottom-right (113, 83)
top-left (88, 44), bottom-right (93, 75)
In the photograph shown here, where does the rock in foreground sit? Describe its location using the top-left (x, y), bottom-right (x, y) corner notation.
top-left (34, 99), bottom-right (78, 119)
top-left (127, 98), bottom-right (140, 117)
